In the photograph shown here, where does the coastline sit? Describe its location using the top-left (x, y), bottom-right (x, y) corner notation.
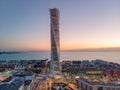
top-left (0, 52), bottom-right (21, 55)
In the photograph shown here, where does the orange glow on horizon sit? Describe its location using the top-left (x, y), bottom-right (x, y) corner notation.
top-left (13, 44), bottom-right (120, 51)
top-left (8, 38), bottom-right (120, 51)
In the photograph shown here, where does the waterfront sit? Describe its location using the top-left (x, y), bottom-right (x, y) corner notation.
top-left (0, 59), bottom-right (120, 90)
top-left (0, 51), bottom-right (120, 64)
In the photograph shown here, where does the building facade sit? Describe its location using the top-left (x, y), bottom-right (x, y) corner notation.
top-left (76, 78), bottom-right (120, 90)
top-left (50, 8), bottom-right (62, 78)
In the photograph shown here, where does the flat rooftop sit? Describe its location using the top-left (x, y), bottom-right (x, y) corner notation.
top-left (77, 77), bottom-right (120, 86)
top-left (0, 78), bottom-right (23, 90)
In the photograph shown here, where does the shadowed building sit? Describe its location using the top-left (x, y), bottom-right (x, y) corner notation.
top-left (50, 8), bottom-right (62, 79)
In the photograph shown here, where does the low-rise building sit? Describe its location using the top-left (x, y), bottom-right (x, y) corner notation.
top-left (76, 77), bottom-right (120, 90)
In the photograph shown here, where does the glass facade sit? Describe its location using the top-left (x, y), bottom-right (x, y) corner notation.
top-left (50, 8), bottom-right (61, 78)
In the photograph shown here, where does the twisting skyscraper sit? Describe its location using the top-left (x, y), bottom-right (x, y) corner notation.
top-left (50, 8), bottom-right (62, 78)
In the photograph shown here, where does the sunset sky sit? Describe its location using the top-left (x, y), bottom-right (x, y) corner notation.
top-left (0, 0), bottom-right (120, 51)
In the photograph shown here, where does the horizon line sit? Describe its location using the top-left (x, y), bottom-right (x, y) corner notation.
top-left (1, 47), bottom-right (120, 52)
